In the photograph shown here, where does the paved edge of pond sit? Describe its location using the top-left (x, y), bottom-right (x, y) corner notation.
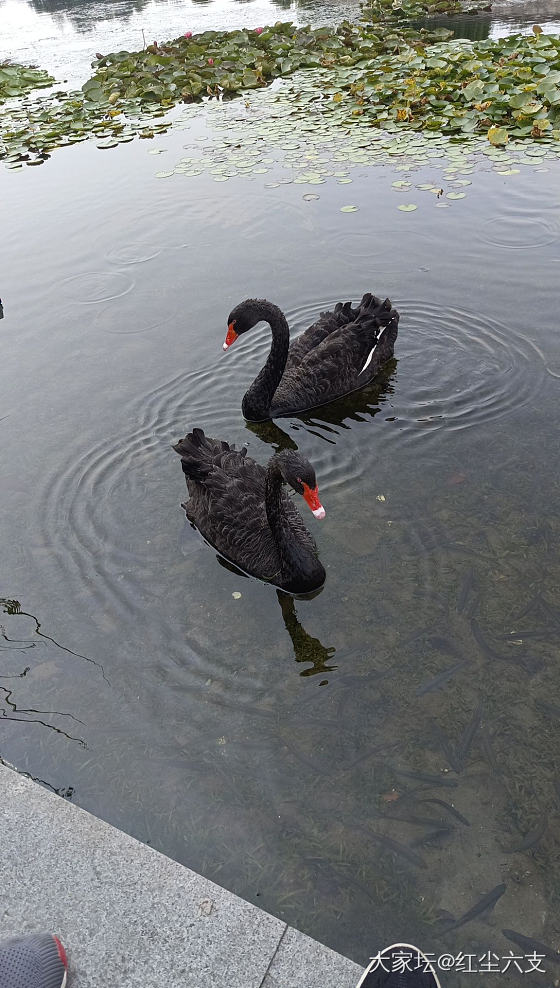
top-left (0, 763), bottom-right (363, 988)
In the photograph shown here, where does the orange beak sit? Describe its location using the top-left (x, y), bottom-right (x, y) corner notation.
top-left (223, 321), bottom-right (238, 351)
top-left (302, 482), bottom-right (326, 520)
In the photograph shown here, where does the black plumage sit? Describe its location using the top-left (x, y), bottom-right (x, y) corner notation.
top-left (224, 293), bottom-right (399, 422)
top-left (173, 428), bottom-right (326, 594)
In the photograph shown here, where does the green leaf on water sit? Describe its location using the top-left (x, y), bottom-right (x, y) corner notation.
top-left (398, 203), bottom-right (418, 211)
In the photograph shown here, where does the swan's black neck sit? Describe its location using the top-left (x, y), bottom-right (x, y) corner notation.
top-left (242, 303), bottom-right (290, 422)
top-left (265, 459), bottom-right (323, 594)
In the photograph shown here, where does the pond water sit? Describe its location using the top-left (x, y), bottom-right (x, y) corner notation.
top-left (1, 0), bottom-right (560, 981)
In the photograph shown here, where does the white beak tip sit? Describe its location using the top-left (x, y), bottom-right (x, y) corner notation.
top-left (312, 506), bottom-right (326, 519)
top-left (222, 342), bottom-right (228, 351)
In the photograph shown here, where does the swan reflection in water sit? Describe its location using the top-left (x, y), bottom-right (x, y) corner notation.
top-left (244, 357), bottom-right (397, 453)
top-left (215, 556), bottom-right (336, 677)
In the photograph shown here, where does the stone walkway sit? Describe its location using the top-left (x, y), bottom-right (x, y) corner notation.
top-left (0, 764), bottom-right (363, 987)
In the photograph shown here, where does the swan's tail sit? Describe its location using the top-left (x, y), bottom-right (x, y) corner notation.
top-left (173, 428), bottom-right (246, 481)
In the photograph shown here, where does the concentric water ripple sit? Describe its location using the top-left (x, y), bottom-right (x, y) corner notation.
top-left (390, 298), bottom-right (547, 438)
top-left (480, 211), bottom-right (558, 250)
top-left (479, 182), bottom-right (560, 250)
top-left (59, 270), bottom-right (134, 304)
top-left (38, 292), bottom-right (545, 641)
top-left (106, 243), bottom-right (162, 266)
top-left (91, 288), bottom-right (180, 335)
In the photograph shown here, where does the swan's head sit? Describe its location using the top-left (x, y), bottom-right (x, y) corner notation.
top-left (277, 451), bottom-right (326, 520)
top-left (223, 299), bottom-right (277, 351)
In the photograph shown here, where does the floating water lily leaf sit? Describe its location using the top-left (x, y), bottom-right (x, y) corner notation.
top-left (398, 203), bottom-right (418, 210)
top-left (340, 204), bottom-right (359, 211)
top-left (446, 191), bottom-right (466, 199)
top-left (487, 127), bottom-right (509, 146)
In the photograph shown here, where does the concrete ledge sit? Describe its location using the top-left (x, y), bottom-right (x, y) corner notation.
top-left (0, 764), bottom-right (362, 987)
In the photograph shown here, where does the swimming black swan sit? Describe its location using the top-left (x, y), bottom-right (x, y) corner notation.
top-left (173, 428), bottom-right (326, 594)
top-left (223, 293), bottom-right (400, 422)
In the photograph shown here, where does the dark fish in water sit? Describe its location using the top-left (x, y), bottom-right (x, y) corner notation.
top-left (410, 826), bottom-right (454, 847)
top-left (536, 700), bottom-right (560, 719)
top-left (479, 727), bottom-right (499, 774)
top-left (456, 567), bottom-right (475, 614)
top-left (470, 618), bottom-right (540, 674)
top-left (418, 798), bottom-right (470, 826)
top-left (383, 814), bottom-right (445, 828)
top-left (416, 660), bottom-right (468, 696)
top-left (369, 831), bottom-right (427, 869)
top-left (502, 929), bottom-right (560, 964)
top-left (349, 822), bottom-right (427, 868)
top-left (443, 883), bottom-right (506, 932)
top-left (457, 699), bottom-right (483, 764)
top-left (432, 724), bottom-right (463, 774)
top-left (505, 816), bottom-right (547, 853)
top-left (395, 768), bottom-right (458, 789)
top-left (427, 635), bottom-right (465, 659)
top-left (501, 629), bottom-right (560, 641)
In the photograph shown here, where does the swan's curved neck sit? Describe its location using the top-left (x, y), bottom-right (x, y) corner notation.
top-left (265, 461), bottom-right (318, 591)
top-left (242, 303), bottom-right (289, 422)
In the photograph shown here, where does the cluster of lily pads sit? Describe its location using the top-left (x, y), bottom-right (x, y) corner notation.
top-left (154, 73), bottom-right (555, 208)
top-left (1, 13), bottom-right (560, 168)
top-left (0, 62), bottom-right (54, 102)
top-left (360, 0), bottom-right (490, 24)
top-left (335, 32), bottom-right (560, 142)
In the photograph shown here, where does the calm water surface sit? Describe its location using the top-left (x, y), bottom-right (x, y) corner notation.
top-left (1, 0), bottom-right (560, 979)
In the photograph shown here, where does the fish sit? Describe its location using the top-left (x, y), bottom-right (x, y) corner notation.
top-left (395, 768), bottom-right (458, 788)
top-left (536, 700), bottom-right (560, 719)
top-left (418, 798), bottom-right (470, 826)
top-left (505, 816), bottom-right (547, 854)
top-left (500, 629), bottom-right (559, 641)
top-left (410, 827), bottom-right (454, 847)
top-left (369, 831), bottom-right (427, 868)
top-left (470, 618), bottom-right (541, 674)
top-left (456, 567), bottom-right (476, 614)
top-left (442, 883), bottom-right (506, 932)
top-left (416, 660), bottom-right (468, 696)
top-left (457, 699), bottom-right (483, 764)
top-left (502, 929), bottom-right (560, 964)
top-left (347, 822), bottom-right (427, 868)
top-left (432, 725), bottom-right (463, 774)
top-left (479, 727), bottom-right (499, 774)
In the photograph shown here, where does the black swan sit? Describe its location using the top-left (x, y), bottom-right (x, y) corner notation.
top-left (173, 428), bottom-right (326, 594)
top-left (223, 293), bottom-right (399, 422)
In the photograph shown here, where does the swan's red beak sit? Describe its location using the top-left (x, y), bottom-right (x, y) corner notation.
top-left (302, 482), bottom-right (326, 520)
top-left (223, 322), bottom-right (238, 352)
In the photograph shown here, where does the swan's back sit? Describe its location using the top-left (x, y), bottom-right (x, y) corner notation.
top-left (272, 293), bottom-right (398, 416)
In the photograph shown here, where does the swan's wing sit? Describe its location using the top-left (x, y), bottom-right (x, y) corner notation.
top-left (273, 296), bottom-right (398, 413)
top-left (285, 298), bottom-right (362, 369)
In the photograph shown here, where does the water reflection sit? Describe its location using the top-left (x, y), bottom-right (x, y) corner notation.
top-left (277, 590), bottom-right (336, 677)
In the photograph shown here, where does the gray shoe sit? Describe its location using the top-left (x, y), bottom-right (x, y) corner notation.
top-left (357, 943), bottom-right (442, 988)
top-left (0, 933), bottom-right (68, 988)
